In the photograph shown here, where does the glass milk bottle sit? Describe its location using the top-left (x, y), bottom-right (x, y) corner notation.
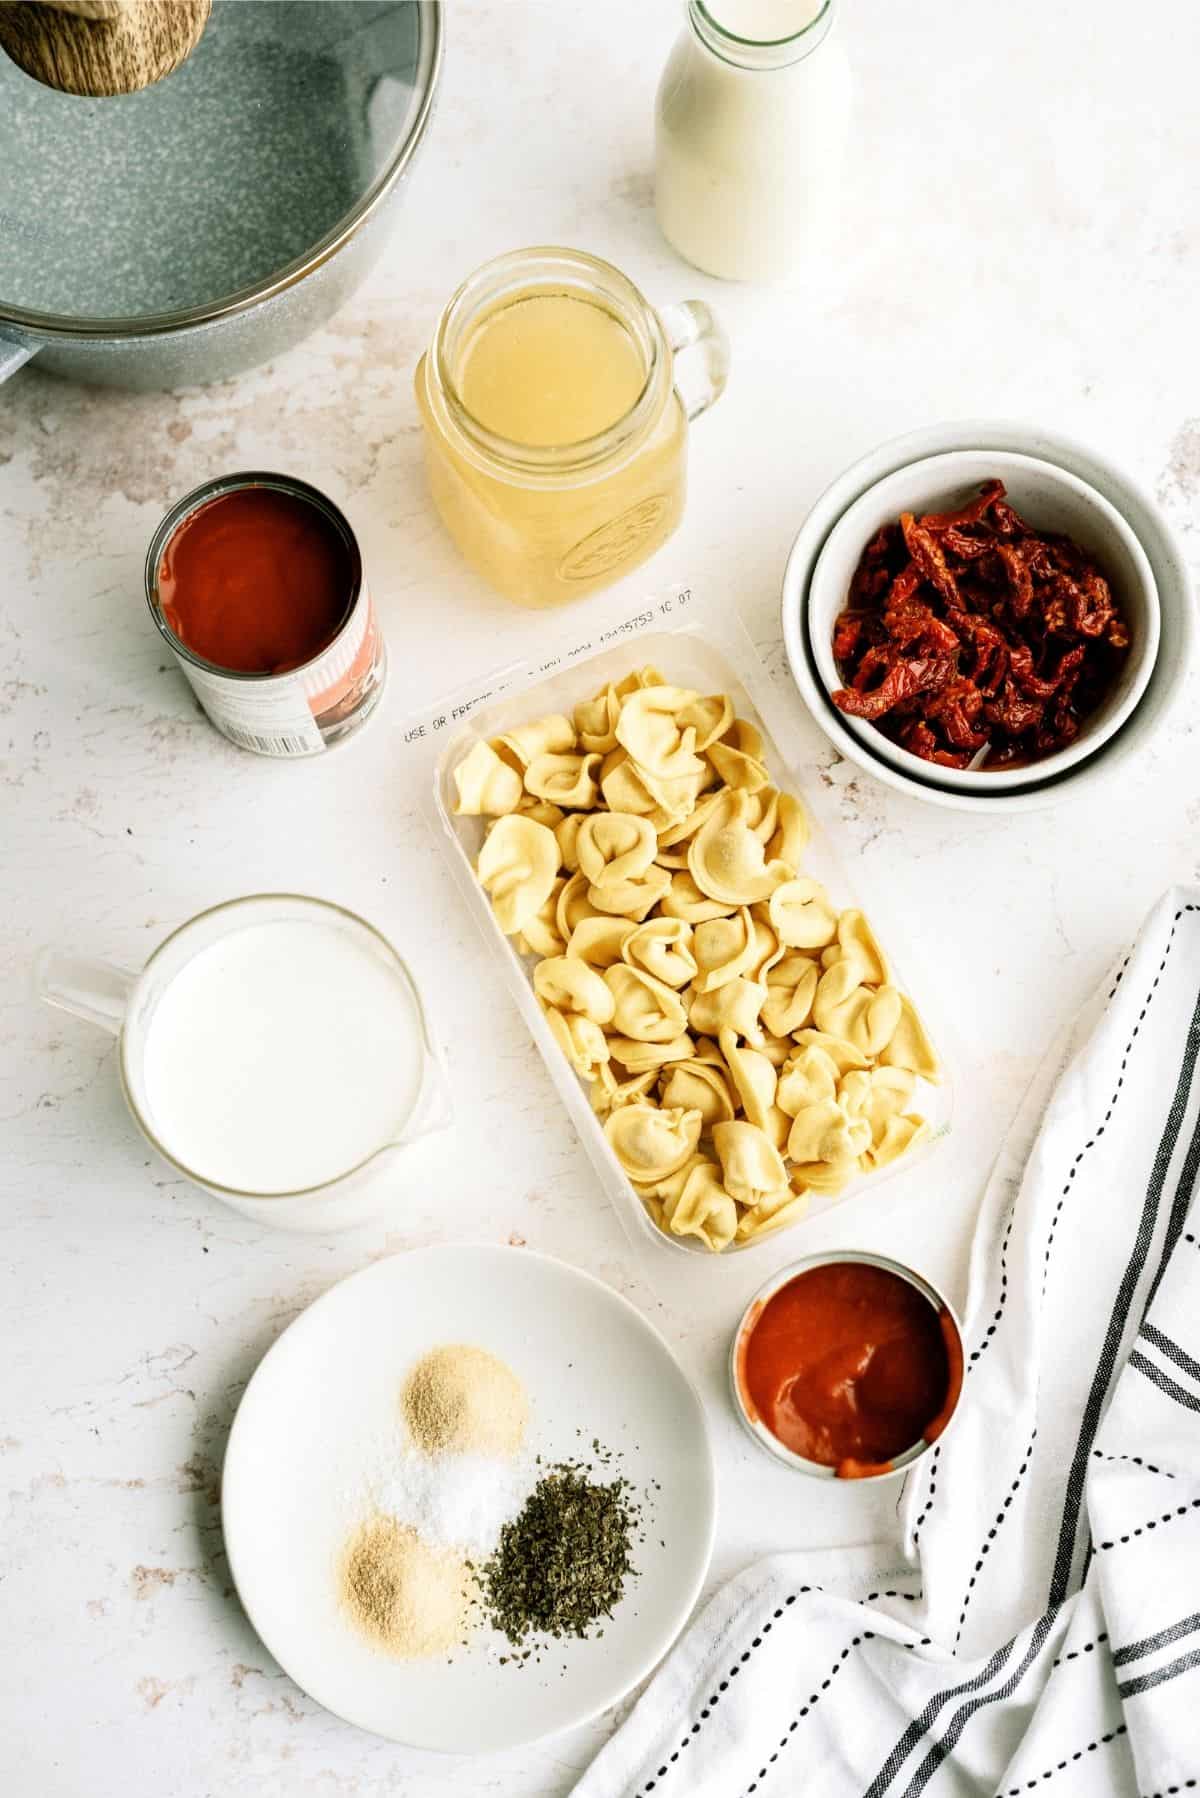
top-left (655, 0), bottom-right (851, 282)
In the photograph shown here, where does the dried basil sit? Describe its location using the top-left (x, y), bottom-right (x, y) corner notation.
top-left (478, 1461), bottom-right (637, 1646)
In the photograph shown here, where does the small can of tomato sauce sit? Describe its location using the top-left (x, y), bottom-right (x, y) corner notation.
top-left (145, 472), bottom-right (385, 758)
top-left (730, 1251), bottom-right (964, 1482)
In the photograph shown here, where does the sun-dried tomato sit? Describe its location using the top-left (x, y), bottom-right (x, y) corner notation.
top-left (924, 678), bottom-right (988, 752)
top-left (833, 654), bottom-right (956, 721)
top-left (920, 480), bottom-right (1005, 531)
top-left (990, 497), bottom-right (1028, 537)
top-left (947, 612), bottom-right (1008, 693)
top-left (886, 564), bottom-right (924, 608)
top-left (995, 542), bottom-right (1035, 618)
top-left (900, 514), bottom-right (963, 609)
top-left (832, 613), bottom-right (865, 661)
top-left (880, 596), bottom-right (958, 656)
top-left (939, 527), bottom-right (995, 561)
top-left (848, 525), bottom-right (902, 607)
top-left (829, 480), bottom-right (1129, 771)
top-left (899, 718), bottom-right (972, 768)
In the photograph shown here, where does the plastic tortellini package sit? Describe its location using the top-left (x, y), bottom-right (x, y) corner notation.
top-left (455, 660), bottom-right (943, 1254)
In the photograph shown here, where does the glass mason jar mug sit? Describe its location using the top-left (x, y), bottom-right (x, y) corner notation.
top-left (414, 247), bottom-right (729, 607)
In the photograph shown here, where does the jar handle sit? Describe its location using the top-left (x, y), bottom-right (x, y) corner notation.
top-left (35, 949), bottom-right (134, 1037)
top-left (659, 300), bottom-right (730, 423)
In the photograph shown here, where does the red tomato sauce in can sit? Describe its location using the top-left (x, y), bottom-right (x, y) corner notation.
top-left (736, 1260), bottom-right (962, 1478)
top-left (157, 486), bottom-right (353, 676)
top-left (146, 473), bottom-right (385, 759)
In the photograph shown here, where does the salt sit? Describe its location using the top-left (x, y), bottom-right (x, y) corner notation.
top-left (374, 1446), bottom-right (533, 1559)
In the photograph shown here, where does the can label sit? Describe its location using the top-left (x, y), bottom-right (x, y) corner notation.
top-left (175, 584), bottom-right (377, 759)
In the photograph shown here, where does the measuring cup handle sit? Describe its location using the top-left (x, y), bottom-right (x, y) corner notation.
top-left (35, 949), bottom-right (135, 1036)
top-left (392, 1043), bottom-right (454, 1147)
top-left (659, 300), bottom-right (730, 423)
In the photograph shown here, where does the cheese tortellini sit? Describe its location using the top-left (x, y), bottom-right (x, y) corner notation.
top-left (692, 908), bottom-right (758, 992)
top-left (462, 668), bottom-right (941, 1251)
top-left (604, 1104), bottom-right (703, 1184)
top-left (475, 815), bottom-right (559, 935)
top-left (605, 964), bottom-right (689, 1043)
top-left (660, 1057), bottom-right (736, 1129)
top-left (615, 686), bottom-right (706, 781)
top-left (453, 740), bottom-right (523, 817)
top-left (525, 752), bottom-right (602, 809)
top-left (534, 955), bottom-right (615, 1026)
top-left (577, 812), bottom-right (657, 886)
top-left (663, 1158), bottom-right (738, 1251)
top-left (688, 790), bottom-right (791, 907)
top-left (769, 879), bottom-right (838, 950)
top-left (712, 1119), bottom-right (789, 1209)
top-left (623, 917), bottom-right (697, 989)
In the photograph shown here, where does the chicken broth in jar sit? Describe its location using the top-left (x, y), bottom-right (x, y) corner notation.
top-left (414, 248), bottom-right (727, 607)
top-left (457, 289), bottom-right (647, 447)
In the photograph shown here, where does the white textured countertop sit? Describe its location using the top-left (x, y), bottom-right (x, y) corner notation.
top-left (3, 2), bottom-right (1199, 1793)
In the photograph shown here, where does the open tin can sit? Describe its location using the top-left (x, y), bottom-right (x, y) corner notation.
top-left (729, 1250), bottom-right (965, 1482)
top-left (146, 471), bottom-right (386, 758)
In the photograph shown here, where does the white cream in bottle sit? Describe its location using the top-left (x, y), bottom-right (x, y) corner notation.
top-left (655, 0), bottom-right (851, 283)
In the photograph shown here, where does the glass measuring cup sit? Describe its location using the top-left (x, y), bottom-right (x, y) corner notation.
top-left (414, 246), bottom-right (729, 606)
top-left (35, 895), bottom-right (451, 1232)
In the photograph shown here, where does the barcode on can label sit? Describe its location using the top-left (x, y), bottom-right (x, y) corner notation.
top-left (179, 660), bottom-right (326, 758)
top-left (218, 722), bottom-right (325, 758)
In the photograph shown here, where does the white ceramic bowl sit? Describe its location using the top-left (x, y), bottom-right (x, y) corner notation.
top-left (728, 1250), bottom-right (964, 1483)
top-left (808, 451), bottom-right (1160, 794)
top-left (781, 421), bottom-right (1194, 814)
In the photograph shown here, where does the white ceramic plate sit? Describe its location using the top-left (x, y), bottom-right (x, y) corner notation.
top-left (221, 1244), bottom-right (715, 1752)
top-left (780, 419), bottom-right (1193, 813)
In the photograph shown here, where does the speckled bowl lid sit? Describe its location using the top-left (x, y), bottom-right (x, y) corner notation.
top-left (0, 0), bottom-right (440, 335)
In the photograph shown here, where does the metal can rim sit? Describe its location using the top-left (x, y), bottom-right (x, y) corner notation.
top-left (144, 470), bottom-right (365, 684)
top-left (727, 1248), bottom-right (965, 1482)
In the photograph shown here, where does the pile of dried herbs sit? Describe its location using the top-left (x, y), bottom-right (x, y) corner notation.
top-left (477, 1459), bottom-right (638, 1650)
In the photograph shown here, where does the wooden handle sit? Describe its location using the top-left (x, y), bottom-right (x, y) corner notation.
top-left (0, 0), bottom-right (211, 96)
top-left (41, 2), bottom-right (130, 21)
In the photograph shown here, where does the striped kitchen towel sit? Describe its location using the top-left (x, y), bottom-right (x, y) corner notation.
top-left (575, 888), bottom-right (1200, 1798)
